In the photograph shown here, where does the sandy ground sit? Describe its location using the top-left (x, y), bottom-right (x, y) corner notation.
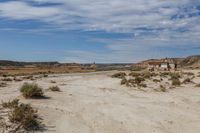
top-left (0, 70), bottom-right (200, 133)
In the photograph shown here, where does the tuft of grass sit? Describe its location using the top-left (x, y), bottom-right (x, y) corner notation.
top-left (154, 85), bottom-right (166, 92)
top-left (1, 99), bottom-right (41, 131)
top-left (111, 72), bottom-right (126, 79)
top-left (20, 83), bottom-right (44, 99)
top-left (172, 78), bottom-right (181, 86)
top-left (134, 76), bottom-right (145, 84)
top-left (48, 86), bottom-right (60, 92)
top-left (50, 80), bottom-right (56, 83)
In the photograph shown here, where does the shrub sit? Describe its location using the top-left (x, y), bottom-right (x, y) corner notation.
top-left (172, 79), bottom-right (181, 86)
top-left (130, 66), bottom-right (144, 71)
top-left (50, 80), bottom-right (56, 83)
top-left (129, 72), bottom-right (141, 77)
top-left (138, 83), bottom-right (147, 88)
top-left (134, 76), bottom-right (145, 84)
top-left (2, 99), bottom-right (41, 131)
top-left (183, 72), bottom-right (194, 76)
top-left (195, 84), bottom-right (200, 87)
top-left (43, 74), bottom-right (48, 78)
top-left (2, 78), bottom-right (13, 82)
top-left (153, 79), bottom-right (160, 83)
top-left (121, 78), bottom-right (128, 85)
top-left (154, 85), bottom-right (166, 92)
top-left (182, 78), bottom-right (192, 84)
top-left (49, 86), bottom-right (60, 92)
top-left (0, 82), bottom-right (7, 87)
top-left (20, 83), bottom-right (44, 98)
top-left (169, 73), bottom-right (181, 80)
top-left (111, 72), bottom-right (126, 79)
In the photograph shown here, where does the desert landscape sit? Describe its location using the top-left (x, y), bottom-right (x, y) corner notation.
top-left (0, 65), bottom-right (200, 133)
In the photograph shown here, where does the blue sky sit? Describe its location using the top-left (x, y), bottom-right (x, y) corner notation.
top-left (0, 0), bottom-right (200, 63)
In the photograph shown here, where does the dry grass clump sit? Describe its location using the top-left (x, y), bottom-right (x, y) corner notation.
top-left (169, 73), bottom-right (181, 80)
top-left (195, 84), bottom-right (200, 87)
top-left (153, 79), bottom-right (161, 83)
top-left (154, 85), bottom-right (166, 92)
top-left (160, 72), bottom-right (170, 77)
top-left (183, 72), bottom-right (194, 76)
top-left (121, 78), bottom-right (128, 85)
top-left (129, 72), bottom-right (141, 77)
top-left (0, 82), bottom-right (7, 87)
top-left (1, 99), bottom-right (41, 131)
top-left (172, 78), bottom-right (181, 86)
top-left (50, 80), bottom-right (56, 83)
top-left (111, 72), bottom-right (126, 79)
top-left (182, 78), bottom-right (193, 84)
top-left (2, 78), bottom-right (13, 82)
top-left (20, 83), bottom-right (44, 99)
top-left (48, 86), bottom-right (60, 92)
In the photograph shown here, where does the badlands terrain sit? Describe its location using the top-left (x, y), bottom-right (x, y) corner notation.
top-left (0, 70), bottom-right (200, 133)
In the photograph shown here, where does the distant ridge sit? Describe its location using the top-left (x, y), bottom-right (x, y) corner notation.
top-left (0, 60), bottom-right (60, 66)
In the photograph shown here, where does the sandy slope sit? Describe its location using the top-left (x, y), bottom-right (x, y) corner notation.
top-left (1, 71), bottom-right (200, 133)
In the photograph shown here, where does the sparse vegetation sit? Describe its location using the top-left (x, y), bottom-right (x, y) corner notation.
top-left (153, 79), bottom-right (160, 83)
top-left (182, 78), bottom-right (192, 84)
top-left (129, 72), bottom-right (141, 77)
top-left (111, 72), bottom-right (126, 79)
top-left (1, 99), bottom-right (41, 131)
top-left (20, 83), bottom-right (44, 98)
top-left (169, 73), bottom-right (181, 80)
top-left (2, 78), bottom-right (13, 82)
top-left (121, 78), bottom-right (128, 85)
top-left (195, 84), bottom-right (200, 87)
top-left (49, 86), bottom-right (60, 92)
top-left (154, 85), bottom-right (166, 92)
top-left (0, 82), bottom-right (7, 87)
top-left (50, 80), bottom-right (56, 83)
top-left (172, 78), bottom-right (181, 86)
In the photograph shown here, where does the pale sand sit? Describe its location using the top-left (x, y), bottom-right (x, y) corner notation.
top-left (0, 70), bottom-right (200, 133)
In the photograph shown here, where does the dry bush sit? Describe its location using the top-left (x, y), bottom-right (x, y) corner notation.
top-left (13, 77), bottom-right (23, 82)
top-left (182, 78), bottom-right (192, 84)
top-left (169, 73), bottom-right (181, 80)
top-left (160, 72), bottom-right (170, 77)
top-left (153, 79), bottom-right (161, 83)
top-left (195, 84), bottom-right (200, 87)
top-left (2, 78), bottom-right (13, 82)
top-left (111, 72), bottom-right (126, 79)
top-left (43, 74), bottom-right (48, 78)
top-left (0, 82), bottom-right (7, 87)
top-left (20, 83), bottom-right (44, 99)
top-left (172, 78), bottom-right (181, 86)
top-left (183, 72), bottom-right (194, 76)
top-left (1, 99), bottom-right (41, 131)
top-left (138, 83), bottom-right (147, 88)
top-left (49, 86), bottom-right (60, 92)
top-left (134, 76), bottom-right (145, 84)
top-left (50, 80), bottom-right (56, 83)
top-left (129, 72), bottom-right (141, 77)
top-left (121, 78), bottom-right (128, 85)
top-left (154, 85), bottom-right (166, 92)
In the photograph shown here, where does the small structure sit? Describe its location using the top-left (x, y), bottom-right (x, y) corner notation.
top-left (148, 58), bottom-right (177, 71)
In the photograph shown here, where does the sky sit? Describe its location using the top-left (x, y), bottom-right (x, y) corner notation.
top-left (0, 0), bottom-right (200, 63)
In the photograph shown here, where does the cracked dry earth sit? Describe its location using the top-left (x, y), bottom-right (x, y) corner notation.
top-left (0, 70), bottom-right (200, 133)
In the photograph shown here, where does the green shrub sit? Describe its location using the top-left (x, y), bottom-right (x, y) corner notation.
top-left (20, 83), bottom-right (44, 98)
top-left (172, 79), bottom-right (181, 86)
top-left (111, 72), bottom-right (126, 79)
top-left (49, 86), bottom-right (60, 92)
top-left (2, 99), bottom-right (41, 131)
